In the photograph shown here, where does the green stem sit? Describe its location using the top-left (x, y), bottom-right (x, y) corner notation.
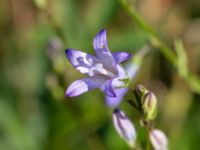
top-left (119, 0), bottom-right (177, 66)
top-left (119, 0), bottom-right (200, 94)
top-left (146, 136), bottom-right (151, 150)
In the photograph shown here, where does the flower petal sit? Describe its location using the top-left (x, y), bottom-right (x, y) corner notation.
top-left (93, 29), bottom-right (109, 51)
top-left (101, 79), bottom-right (116, 97)
top-left (112, 64), bottom-right (128, 88)
top-left (112, 52), bottom-right (132, 63)
top-left (125, 61), bottom-right (140, 79)
top-left (66, 77), bottom-right (106, 97)
top-left (66, 80), bottom-right (88, 97)
top-left (65, 49), bottom-right (99, 75)
top-left (116, 64), bottom-right (127, 79)
top-left (93, 29), bottom-right (115, 71)
top-left (105, 88), bottom-right (128, 107)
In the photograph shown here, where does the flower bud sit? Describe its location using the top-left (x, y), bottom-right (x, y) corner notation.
top-left (142, 92), bottom-right (157, 120)
top-left (149, 129), bottom-right (168, 150)
top-left (112, 109), bottom-right (136, 147)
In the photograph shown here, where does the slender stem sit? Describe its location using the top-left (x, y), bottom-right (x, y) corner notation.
top-left (119, 0), bottom-right (177, 66)
top-left (119, 0), bottom-right (200, 94)
top-left (146, 136), bottom-right (151, 150)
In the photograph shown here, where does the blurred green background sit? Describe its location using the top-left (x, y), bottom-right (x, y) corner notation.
top-left (0, 0), bottom-right (200, 149)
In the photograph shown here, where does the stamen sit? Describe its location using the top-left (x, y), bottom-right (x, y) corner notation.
top-left (88, 58), bottom-right (93, 64)
top-left (88, 63), bottom-right (115, 77)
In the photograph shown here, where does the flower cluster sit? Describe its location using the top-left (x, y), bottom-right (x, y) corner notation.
top-left (64, 29), bottom-right (168, 149)
top-left (135, 85), bottom-right (168, 150)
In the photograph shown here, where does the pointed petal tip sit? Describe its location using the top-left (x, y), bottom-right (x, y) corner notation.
top-left (65, 49), bottom-right (72, 58)
top-left (99, 28), bottom-right (106, 34)
top-left (65, 88), bottom-right (74, 97)
top-left (65, 49), bottom-right (70, 54)
top-left (65, 49), bottom-right (69, 53)
top-left (123, 52), bottom-right (132, 59)
top-left (94, 29), bottom-right (107, 42)
top-left (112, 52), bottom-right (132, 64)
top-left (65, 89), bottom-right (80, 97)
top-left (66, 93), bottom-right (72, 97)
top-left (127, 53), bottom-right (132, 58)
top-left (122, 52), bottom-right (132, 61)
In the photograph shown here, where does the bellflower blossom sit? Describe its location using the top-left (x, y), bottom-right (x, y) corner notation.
top-left (65, 29), bottom-right (132, 106)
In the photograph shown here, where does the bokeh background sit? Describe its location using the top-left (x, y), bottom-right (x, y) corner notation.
top-left (0, 0), bottom-right (200, 149)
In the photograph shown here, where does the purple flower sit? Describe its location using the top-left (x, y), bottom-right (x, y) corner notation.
top-left (65, 29), bottom-right (132, 106)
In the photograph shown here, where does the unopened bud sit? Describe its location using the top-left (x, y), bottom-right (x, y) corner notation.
top-left (149, 129), bottom-right (168, 150)
top-left (112, 109), bottom-right (136, 147)
top-left (142, 92), bottom-right (157, 120)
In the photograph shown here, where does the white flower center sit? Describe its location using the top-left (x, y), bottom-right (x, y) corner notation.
top-left (88, 63), bottom-right (115, 77)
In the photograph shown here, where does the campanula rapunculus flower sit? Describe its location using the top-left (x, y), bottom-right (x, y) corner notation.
top-left (65, 29), bottom-right (132, 106)
top-left (113, 108), bottom-right (136, 147)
